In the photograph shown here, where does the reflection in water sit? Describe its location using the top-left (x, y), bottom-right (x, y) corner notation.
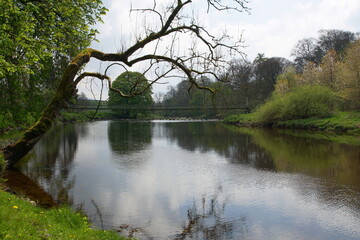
top-left (18, 123), bottom-right (89, 204)
top-left (108, 121), bottom-right (152, 169)
top-left (233, 127), bottom-right (360, 186)
top-left (174, 189), bottom-right (247, 240)
top-left (15, 120), bottom-right (360, 240)
top-left (4, 169), bottom-right (57, 208)
top-left (158, 121), bottom-right (277, 170)
top-left (108, 121), bottom-right (152, 154)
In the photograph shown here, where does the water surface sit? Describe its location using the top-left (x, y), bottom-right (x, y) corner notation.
top-left (17, 120), bottom-right (360, 239)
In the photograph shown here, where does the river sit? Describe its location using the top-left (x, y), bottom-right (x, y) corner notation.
top-left (13, 120), bottom-right (360, 239)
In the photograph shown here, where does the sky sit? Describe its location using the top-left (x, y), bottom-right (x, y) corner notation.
top-left (79, 0), bottom-right (360, 99)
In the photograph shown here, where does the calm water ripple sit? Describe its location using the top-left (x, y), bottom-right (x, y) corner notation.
top-left (15, 120), bottom-right (360, 240)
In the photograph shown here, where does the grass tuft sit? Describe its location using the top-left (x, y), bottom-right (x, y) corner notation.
top-left (0, 189), bottom-right (126, 240)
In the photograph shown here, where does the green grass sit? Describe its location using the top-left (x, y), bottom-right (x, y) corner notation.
top-left (275, 111), bottom-right (360, 134)
top-left (0, 189), bottom-right (126, 240)
top-left (222, 113), bottom-right (256, 125)
top-left (224, 111), bottom-right (360, 135)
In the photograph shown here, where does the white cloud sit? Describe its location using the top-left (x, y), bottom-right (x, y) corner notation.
top-left (230, 0), bottom-right (360, 60)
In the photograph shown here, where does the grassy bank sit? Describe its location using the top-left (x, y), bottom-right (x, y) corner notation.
top-left (0, 188), bottom-right (126, 240)
top-left (224, 111), bottom-right (360, 135)
top-left (60, 111), bottom-right (113, 122)
top-left (0, 133), bottom-right (125, 239)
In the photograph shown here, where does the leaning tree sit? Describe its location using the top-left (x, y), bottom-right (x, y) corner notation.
top-left (2, 0), bottom-right (249, 168)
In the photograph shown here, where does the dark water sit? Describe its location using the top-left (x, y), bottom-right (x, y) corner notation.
top-left (15, 120), bottom-right (360, 239)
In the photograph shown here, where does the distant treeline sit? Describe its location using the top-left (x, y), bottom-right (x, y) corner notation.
top-left (153, 29), bottom-right (359, 119)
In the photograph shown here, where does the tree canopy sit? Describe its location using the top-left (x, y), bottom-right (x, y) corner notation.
top-left (108, 72), bottom-right (153, 118)
top-left (291, 29), bottom-right (357, 72)
top-left (0, 0), bottom-right (107, 129)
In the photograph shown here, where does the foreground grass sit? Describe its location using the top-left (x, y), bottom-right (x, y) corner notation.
top-left (224, 111), bottom-right (360, 135)
top-left (0, 189), bottom-right (126, 240)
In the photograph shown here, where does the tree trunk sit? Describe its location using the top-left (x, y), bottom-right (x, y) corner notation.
top-left (2, 53), bottom-right (90, 168)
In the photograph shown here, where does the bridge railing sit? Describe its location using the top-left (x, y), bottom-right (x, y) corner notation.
top-left (68, 104), bottom-right (247, 111)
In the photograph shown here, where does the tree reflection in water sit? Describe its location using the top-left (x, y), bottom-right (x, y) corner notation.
top-left (17, 123), bottom-right (89, 205)
top-left (174, 188), bottom-right (247, 240)
top-left (159, 121), bottom-right (276, 171)
top-left (108, 121), bottom-right (152, 155)
top-left (108, 121), bottom-right (152, 169)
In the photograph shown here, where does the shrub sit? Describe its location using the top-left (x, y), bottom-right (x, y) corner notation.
top-left (0, 153), bottom-right (5, 173)
top-left (254, 85), bottom-right (336, 123)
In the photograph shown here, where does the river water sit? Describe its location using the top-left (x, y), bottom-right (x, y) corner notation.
top-left (15, 120), bottom-right (360, 239)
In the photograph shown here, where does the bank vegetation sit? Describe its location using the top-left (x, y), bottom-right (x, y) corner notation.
top-left (224, 31), bottom-right (360, 133)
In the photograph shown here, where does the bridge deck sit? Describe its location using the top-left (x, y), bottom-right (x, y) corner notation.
top-left (68, 105), bottom-right (246, 111)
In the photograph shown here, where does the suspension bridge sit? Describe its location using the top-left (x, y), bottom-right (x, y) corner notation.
top-left (68, 104), bottom-right (248, 111)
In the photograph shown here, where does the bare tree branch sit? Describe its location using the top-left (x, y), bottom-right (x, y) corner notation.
top-left (3, 0), bottom-right (248, 168)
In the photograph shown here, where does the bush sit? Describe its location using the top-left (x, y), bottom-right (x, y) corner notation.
top-left (0, 153), bottom-right (5, 174)
top-left (0, 111), bottom-right (14, 132)
top-left (254, 85), bottom-right (336, 123)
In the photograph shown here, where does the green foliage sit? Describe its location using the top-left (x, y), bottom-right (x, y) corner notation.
top-left (0, 0), bottom-right (107, 132)
top-left (0, 189), bottom-right (126, 239)
top-left (0, 111), bottom-right (13, 133)
top-left (223, 113), bottom-right (255, 125)
top-left (254, 85), bottom-right (336, 122)
top-left (275, 111), bottom-right (360, 134)
top-left (337, 40), bottom-right (360, 110)
top-left (225, 110), bottom-right (359, 134)
top-left (108, 72), bottom-right (153, 119)
top-left (60, 111), bottom-right (112, 122)
top-left (0, 154), bottom-right (5, 174)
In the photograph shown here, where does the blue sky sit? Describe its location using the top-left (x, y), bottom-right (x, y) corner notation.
top-left (80, 0), bottom-right (360, 98)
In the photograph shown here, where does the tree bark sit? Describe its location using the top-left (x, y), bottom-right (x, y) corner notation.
top-left (3, 51), bottom-right (90, 168)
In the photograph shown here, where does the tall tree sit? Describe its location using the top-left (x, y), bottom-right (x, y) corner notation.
top-left (337, 40), bottom-right (360, 109)
top-left (3, 0), bottom-right (249, 167)
top-left (291, 38), bottom-right (322, 71)
top-left (317, 29), bottom-right (356, 56)
top-left (0, 0), bottom-right (107, 128)
top-left (292, 29), bottom-right (356, 72)
top-left (227, 59), bottom-right (253, 107)
top-left (108, 72), bottom-right (153, 118)
top-left (252, 57), bottom-right (290, 101)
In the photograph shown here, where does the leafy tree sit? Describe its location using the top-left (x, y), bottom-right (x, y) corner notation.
top-left (252, 57), bottom-right (291, 101)
top-left (108, 72), bottom-right (153, 118)
top-left (337, 40), bottom-right (360, 109)
top-left (274, 67), bottom-right (300, 95)
top-left (3, 0), bottom-right (249, 167)
top-left (317, 29), bottom-right (356, 56)
top-left (291, 38), bottom-right (322, 72)
top-left (0, 0), bottom-right (107, 128)
top-left (227, 59), bottom-right (253, 108)
top-left (318, 50), bottom-right (341, 91)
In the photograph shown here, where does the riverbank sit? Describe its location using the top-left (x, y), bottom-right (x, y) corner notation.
top-left (0, 137), bottom-right (126, 239)
top-left (223, 111), bottom-right (360, 135)
top-left (0, 186), bottom-right (126, 240)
